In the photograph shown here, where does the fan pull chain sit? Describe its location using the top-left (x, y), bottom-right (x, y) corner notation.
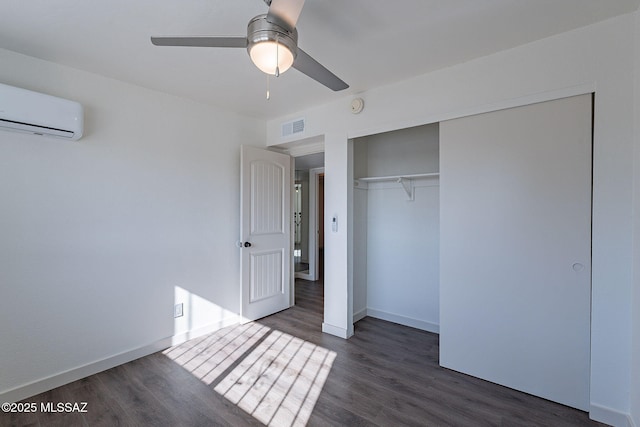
top-left (275, 34), bottom-right (280, 77)
top-left (267, 34), bottom-right (280, 99)
top-left (266, 73), bottom-right (270, 100)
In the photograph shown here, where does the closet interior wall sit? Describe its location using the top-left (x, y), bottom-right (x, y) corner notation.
top-left (353, 123), bottom-right (440, 333)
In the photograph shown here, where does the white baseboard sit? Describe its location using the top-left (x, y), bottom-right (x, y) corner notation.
top-left (0, 317), bottom-right (238, 404)
top-left (365, 308), bottom-right (440, 334)
top-left (0, 339), bottom-right (172, 404)
top-left (590, 403), bottom-right (634, 427)
top-left (171, 315), bottom-right (238, 346)
top-left (353, 308), bottom-right (367, 323)
top-left (322, 322), bottom-right (352, 339)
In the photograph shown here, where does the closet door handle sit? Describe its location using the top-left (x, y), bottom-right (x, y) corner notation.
top-left (244, 242), bottom-right (252, 248)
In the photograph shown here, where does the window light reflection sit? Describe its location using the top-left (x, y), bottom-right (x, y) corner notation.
top-left (162, 323), bottom-right (336, 426)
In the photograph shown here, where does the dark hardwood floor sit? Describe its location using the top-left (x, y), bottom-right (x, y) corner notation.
top-left (2, 279), bottom-right (604, 427)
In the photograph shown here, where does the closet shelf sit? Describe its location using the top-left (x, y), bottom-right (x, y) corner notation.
top-left (356, 172), bottom-right (439, 183)
top-left (354, 173), bottom-right (439, 200)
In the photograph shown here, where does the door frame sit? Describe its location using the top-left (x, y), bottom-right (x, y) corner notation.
top-left (294, 166), bottom-right (325, 281)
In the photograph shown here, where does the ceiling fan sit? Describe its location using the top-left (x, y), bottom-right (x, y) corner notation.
top-left (151, 0), bottom-right (349, 91)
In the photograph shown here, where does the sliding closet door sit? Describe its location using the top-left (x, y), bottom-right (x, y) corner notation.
top-left (439, 95), bottom-right (592, 411)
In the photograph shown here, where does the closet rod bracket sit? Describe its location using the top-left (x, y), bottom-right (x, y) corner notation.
top-left (397, 177), bottom-right (414, 201)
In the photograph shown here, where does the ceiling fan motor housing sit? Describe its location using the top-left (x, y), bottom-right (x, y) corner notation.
top-left (247, 14), bottom-right (298, 63)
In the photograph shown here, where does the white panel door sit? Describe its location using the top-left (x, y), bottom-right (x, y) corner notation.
top-left (439, 95), bottom-right (592, 411)
top-left (240, 146), bottom-right (292, 322)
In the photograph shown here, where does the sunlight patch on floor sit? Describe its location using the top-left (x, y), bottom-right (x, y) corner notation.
top-left (162, 322), bottom-right (336, 427)
top-left (163, 322), bottom-right (270, 385)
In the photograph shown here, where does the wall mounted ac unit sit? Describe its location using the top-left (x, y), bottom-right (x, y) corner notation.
top-left (0, 83), bottom-right (83, 140)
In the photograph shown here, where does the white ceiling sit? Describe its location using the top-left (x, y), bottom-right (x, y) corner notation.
top-left (295, 152), bottom-right (324, 170)
top-left (1, 0), bottom-right (638, 120)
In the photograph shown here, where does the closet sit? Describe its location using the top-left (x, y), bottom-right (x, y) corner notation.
top-left (351, 94), bottom-right (592, 412)
top-left (352, 123), bottom-right (440, 333)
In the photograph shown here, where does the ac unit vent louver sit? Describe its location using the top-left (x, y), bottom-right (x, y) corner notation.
top-left (281, 118), bottom-right (305, 138)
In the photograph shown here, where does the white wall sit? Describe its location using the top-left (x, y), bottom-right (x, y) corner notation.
top-left (631, 9), bottom-right (640, 427)
top-left (366, 182), bottom-right (439, 331)
top-left (0, 48), bottom-right (264, 401)
top-left (267, 12), bottom-right (638, 425)
top-left (320, 132), bottom-right (353, 338)
top-left (361, 125), bottom-right (440, 176)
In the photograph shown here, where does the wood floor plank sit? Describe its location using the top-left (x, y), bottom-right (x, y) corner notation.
top-left (312, 372), bottom-right (384, 424)
top-left (146, 352), bottom-right (265, 427)
top-left (94, 364), bottom-right (180, 426)
top-left (32, 387), bottom-right (87, 427)
top-left (57, 375), bottom-right (132, 427)
top-left (121, 357), bottom-right (229, 426)
top-left (0, 407), bottom-right (40, 427)
top-left (4, 278), bottom-right (605, 426)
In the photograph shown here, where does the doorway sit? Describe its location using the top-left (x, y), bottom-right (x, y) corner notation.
top-left (292, 155), bottom-right (325, 328)
top-left (293, 154), bottom-right (325, 281)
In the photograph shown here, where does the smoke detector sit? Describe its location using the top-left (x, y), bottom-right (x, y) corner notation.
top-left (351, 98), bottom-right (364, 114)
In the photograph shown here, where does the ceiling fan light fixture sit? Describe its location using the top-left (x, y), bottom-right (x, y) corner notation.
top-left (247, 14), bottom-right (298, 76)
top-left (249, 40), bottom-right (295, 75)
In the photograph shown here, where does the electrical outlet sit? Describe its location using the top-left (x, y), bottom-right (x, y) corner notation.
top-left (174, 303), bottom-right (183, 318)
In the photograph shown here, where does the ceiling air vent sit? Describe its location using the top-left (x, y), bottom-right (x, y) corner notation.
top-left (281, 118), bottom-right (305, 138)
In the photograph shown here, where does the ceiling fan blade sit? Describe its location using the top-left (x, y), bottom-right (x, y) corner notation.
top-left (293, 48), bottom-right (349, 91)
top-left (267, 0), bottom-right (305, 31)
top-left (151, 36), bottom-right (247, 48)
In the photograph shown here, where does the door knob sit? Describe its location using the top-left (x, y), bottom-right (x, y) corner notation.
top-left (244, 242), bottom-right (252, 248)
